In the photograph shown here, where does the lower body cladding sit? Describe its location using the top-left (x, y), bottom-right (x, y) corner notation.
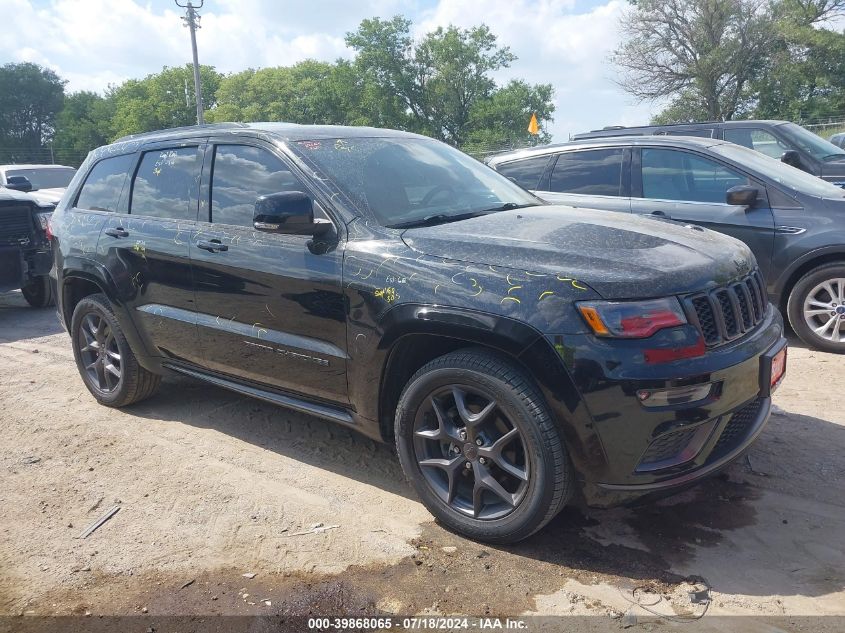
top-left (552, 305), bottom-right (787, 507)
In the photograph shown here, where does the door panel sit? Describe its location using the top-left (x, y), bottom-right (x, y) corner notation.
top-left (98, 144), bottom-right (204, 364)
top-left (632, 147), bottom-right (775, 279)
top-left (191, 142), bottom-right (348, 404)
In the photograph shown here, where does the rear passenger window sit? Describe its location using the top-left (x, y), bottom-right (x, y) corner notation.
top-left (210, 145), bottom-right (305, 227)
top-left (76, 154), bottom-right (135, 212)
top-left (549, 149), bottom-right (624, 196)
top-left (494, 156), bottom-right (550, 190)
top-left (130, 147), bottom-right (202, 220)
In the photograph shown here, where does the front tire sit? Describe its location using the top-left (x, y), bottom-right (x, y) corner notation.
top-left (21, 275), bottom-right (54, 308)
top-left (787, 263), bottom-right (845, 353)
top-left (71, 293), bottom-right (161, 406)
top-left (395, 349), bottom-right (573, 544)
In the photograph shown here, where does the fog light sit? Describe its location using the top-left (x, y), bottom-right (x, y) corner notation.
top-left (636, 383), bottom-right (716, 408)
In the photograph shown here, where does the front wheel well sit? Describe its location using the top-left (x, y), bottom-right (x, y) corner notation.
top-left (378, 334), bottom-right (535, 441)
top-left (779, 254), bottom-right (845, 314)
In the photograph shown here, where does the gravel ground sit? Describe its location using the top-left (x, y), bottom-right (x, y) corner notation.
top-left (1, 289), bottom-right (843, 630)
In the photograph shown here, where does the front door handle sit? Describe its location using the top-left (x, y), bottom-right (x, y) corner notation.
top-left (650, 210), bottom-right (671, 219)
top-left (104, 227), bottom-right (129, 238)
top-left (196, 239), bottom-right (229, 253)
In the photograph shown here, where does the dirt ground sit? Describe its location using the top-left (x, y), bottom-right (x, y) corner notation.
top-left (1, 289), bottom-right (844, 630)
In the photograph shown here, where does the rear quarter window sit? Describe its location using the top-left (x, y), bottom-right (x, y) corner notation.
top-left (75, 154), bottom-right (135, 213)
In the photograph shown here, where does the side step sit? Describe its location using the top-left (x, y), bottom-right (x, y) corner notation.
top-left (164, 363), bottom-right (355, 426)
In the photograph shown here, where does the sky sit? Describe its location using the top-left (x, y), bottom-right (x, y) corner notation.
top-left (0, 0), bottom-right (660, 141)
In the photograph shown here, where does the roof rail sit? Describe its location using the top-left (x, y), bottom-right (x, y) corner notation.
top-left (113, 122), bottom-right (250, 144)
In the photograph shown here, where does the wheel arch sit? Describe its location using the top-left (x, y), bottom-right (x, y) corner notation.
top-left (775, 246), bottom-right (845, 314)
top-left (365, 304), bottom-right (603, 482)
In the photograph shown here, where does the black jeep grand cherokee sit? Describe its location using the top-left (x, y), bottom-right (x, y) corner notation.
top-left (52, 123), bottom-right (787, 543)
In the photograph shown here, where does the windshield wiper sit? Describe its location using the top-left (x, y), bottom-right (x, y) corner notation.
top-left (389, 202), bottom-right (538, 229)
top-left (389, 210), bottom-right (490, 229)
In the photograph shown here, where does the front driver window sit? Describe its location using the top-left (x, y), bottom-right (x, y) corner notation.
top-left (641, 148), bottom-right (746, 204)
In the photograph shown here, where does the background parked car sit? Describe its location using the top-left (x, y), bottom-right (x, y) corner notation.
top-left (0, 188), bottom-right (55, 307)
top-left (572, 121), bottom-right (845, 188)
top-left (0, 164), bottom-right (76, 206)
top-left (831, 132), bottom-right (845, 149)
top-left (489, 136), bottom-right (845, 353)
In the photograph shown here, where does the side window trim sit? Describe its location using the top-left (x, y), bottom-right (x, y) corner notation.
top-left (128, 140), bottom-right (206, 221)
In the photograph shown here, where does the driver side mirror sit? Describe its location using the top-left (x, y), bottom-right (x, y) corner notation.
top-left (5, 175), bottom-right (33, 192)
top-left (781, 150), bottom-right (801, 169)
top-left (253, 191), bottom-right (332, 236)
top-left (726, 185), bottom-right (758, 207)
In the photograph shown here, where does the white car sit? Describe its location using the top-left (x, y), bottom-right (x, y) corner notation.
top-left (0, 164), bottom-right (76, 206)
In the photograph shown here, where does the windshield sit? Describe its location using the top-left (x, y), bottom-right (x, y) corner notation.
top-left (290, 137), bottom-right (540, 227)
top-left (5, 167), bottom-right (76, 190)
top-left (712, 142), bottom-right (845, 198)
top-left (778, 123), bottom-right (845, 162)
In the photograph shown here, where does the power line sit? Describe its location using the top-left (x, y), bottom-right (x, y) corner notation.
top-left (175, 0), bottom-right (204, 125)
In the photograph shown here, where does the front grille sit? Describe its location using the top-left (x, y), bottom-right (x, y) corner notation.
top-left (0, 205), bottom-right (34, 246)
top-left (709, 398), bottom-right (763, 461)
top-left (684, 270), bottom-right (767, 347)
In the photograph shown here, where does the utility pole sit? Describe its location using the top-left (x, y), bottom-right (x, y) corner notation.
top-left (175, 0), bottom-right (204, 125)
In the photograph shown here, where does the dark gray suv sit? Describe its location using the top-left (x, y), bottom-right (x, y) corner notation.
top-left (489, 136), bottom-right (845, 353)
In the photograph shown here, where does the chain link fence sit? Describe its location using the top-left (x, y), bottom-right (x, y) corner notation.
top-left (802, 117), bottom-right (845, 140)
top-left (0, 146), bottom-right (90, 168)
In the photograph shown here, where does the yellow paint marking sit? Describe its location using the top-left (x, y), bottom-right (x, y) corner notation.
top-left (539, 291), bottom-right (554, 300)
top-left (501, 296), bottom-right (521, 305)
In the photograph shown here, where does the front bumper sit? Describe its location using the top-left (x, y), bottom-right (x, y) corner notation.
top-left (551, 305), bottom-right (786, 506)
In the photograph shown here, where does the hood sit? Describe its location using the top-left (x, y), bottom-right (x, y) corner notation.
top-left (27, 188), bottom-right (65, 206)
top-left (401, 206), bottom-right (755, 300)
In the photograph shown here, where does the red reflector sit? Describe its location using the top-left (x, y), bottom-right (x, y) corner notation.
top-left (771, 348), bottom-right (787, 389)
top-left (45, 218), bottom-right (54, 241)
top-left (620, 310), bottom-right (685, 338)
top-left (644, 338), bottom-right (706, 364)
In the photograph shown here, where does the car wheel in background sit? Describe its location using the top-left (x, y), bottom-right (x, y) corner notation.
top-left (70, 293), bottom-right (161, 406)
top-left (788, 263), bottom-right (845, 353)
top-left (21, 275), bottom-right (54, 308)
top-left (395, 349), bottom-right (573, 544)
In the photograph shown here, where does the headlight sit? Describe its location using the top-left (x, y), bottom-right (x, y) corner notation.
top-left (35, 211), bottom-right (53, 231)
top-left (576, 297), bottom-right (687, 338)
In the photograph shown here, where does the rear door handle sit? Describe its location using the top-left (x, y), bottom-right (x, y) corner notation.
top-left (196, 239), bottom-right (229, 253)
top-left (104, 227), bottom-right (129, 238)
top-left (650, 210), bottom-right (671, 219)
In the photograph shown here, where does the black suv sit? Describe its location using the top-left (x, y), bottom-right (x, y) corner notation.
top-left (0, 189), bottom-right (55, 307)
top-left (489, 136), bottom-right (845, 353)
top-left (572, 120), bottom-right (845, 187)
top-left (52, 123), bottom-right (786, 543)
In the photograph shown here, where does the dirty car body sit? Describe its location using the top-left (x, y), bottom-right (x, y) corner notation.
top-left (0, 189), bottom-right (55, 306)
top-left (50, 123), bottom-right (786, 541)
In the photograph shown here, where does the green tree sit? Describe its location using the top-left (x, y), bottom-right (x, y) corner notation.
top-left (0, 62), bottom-right (66, 162)
top-left (465, 80), bottom-right (554, 148)
top-left (53, 91), bottom-right (114, 166)
top-left (346, 16), bottom-right (551, 147)
top-left (753, 1), bottom-right (845, 121)
top-left (614, 0), bottom-right (774, 122)
top-left (208, 60), bottom-right (369, 125)
top-left (109, 65), bottom-right (222, 139)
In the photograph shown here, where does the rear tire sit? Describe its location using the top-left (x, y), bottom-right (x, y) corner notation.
top-left (21, 275), bottom-right (54, 308)
top-left (787, 263), bottom-right (845, 353)
top-left (71, 293), bottom-right (161, 406)
top-left (395, 349), bottom-right (573, 544)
